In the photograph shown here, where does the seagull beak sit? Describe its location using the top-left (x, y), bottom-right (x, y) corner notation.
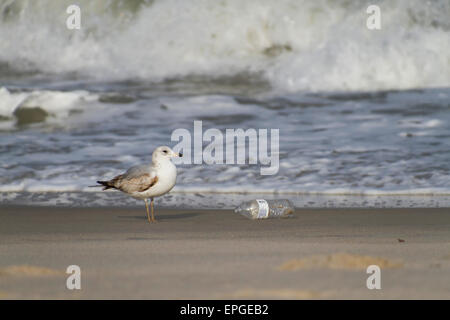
top-left (173, 152), bottom-right (182, 157)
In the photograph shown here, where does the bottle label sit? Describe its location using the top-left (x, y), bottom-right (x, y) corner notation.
top-left (256, 199), bottom-right (269, 219)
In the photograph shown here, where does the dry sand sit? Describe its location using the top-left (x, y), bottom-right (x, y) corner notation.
top-left (0, 206), bottom-right (449, 299)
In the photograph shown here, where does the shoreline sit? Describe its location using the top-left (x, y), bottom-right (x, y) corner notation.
top-left (2, 191), bottom-right (450, 209)
top-left (1, 206), bottom-right (449, 299)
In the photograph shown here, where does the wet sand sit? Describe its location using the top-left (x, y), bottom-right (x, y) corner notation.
top-left (0, 206), bottom-right (449, 299)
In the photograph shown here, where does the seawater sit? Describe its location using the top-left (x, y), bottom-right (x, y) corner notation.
top-left (0, 0), bottom-right (449, 207)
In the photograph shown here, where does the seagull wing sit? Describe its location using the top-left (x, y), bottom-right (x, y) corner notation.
top-left (114, 165), bottom-right (158, 193)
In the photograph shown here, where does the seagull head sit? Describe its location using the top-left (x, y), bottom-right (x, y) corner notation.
top-left (152, 146), bottom-right (182, 162)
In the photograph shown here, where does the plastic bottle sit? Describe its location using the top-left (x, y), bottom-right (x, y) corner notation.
top-left (234, 199), bottom-right (295, 219)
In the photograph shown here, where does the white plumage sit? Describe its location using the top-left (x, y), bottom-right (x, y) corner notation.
top-left (97, 146), bottom-right (181, 223)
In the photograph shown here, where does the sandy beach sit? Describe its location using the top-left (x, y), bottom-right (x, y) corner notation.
top-left (0, 206), bottom-right (449, 299)
top-left (1, 0), bottom-right (449, 304)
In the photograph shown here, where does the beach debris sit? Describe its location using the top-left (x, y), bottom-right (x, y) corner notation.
top-left (397, 238), bottom-right (405, 243)
top-left (235, 199), bottom-right (294, 219)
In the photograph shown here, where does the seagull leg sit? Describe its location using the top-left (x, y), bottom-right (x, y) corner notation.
top-left (150, 197), bottom-right (157, 223)
top-left (144, 199), bottom-right (152, 223)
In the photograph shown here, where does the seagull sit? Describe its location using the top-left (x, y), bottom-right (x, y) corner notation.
top-left (96, 146), bottom-right (182, 223)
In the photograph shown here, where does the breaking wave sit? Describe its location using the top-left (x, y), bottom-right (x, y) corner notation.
top-left (0, 0), bottom-right (449, 92)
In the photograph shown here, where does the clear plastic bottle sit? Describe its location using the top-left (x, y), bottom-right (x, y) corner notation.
top-left (235, 199), bottom-right (295, 219)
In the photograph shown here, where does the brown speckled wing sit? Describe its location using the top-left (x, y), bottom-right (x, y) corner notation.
top-left (118, 174), bottom-right (158, 193)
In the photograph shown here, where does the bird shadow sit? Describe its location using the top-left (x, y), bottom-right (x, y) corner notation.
top-left (117, 212), bottom-right (200, 221)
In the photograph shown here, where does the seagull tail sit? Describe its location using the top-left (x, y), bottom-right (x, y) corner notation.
top-left (96, 180), bottom-right (116, 191)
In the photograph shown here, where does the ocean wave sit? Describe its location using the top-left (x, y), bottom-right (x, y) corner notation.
top-left (0, 0), bottom-right (449, 92)
top-left (1, 180), bottom-right (450, 196)
top-left (1, 89), bottom-right (449, 198)
top-left (0, 87), bottom-right (97, 126)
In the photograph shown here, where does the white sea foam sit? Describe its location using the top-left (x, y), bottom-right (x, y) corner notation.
top-left (0, 87), bottom-right (28, 117)
top-left (0, 87), bottom-right (98, 121)
top-left (1, 179), bottom-right (449, 196)
top-left (1, 88), bottom-right (449, 198)
top-left (0, 0), bottom-right (449, 92)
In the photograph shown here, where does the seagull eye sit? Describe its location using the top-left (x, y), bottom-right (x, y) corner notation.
top-left (163, 150), bottom-right (168, 154)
